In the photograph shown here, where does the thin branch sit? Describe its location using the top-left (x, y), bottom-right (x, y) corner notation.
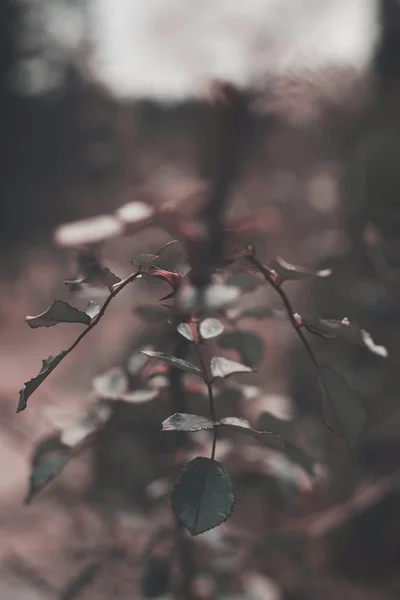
top-left (18, 270), bottom-right (141, 411)
top-left (194, 327), bottom-right (218, 460)
top-left (247, 254), bottom-right (341, 441)
top-left (66, 270), bottom-right (141, 354)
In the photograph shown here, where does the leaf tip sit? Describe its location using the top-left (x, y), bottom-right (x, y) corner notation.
top-left (17, 391), bottom-right (27, 414)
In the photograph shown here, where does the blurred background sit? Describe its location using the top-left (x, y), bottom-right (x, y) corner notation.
top-left (2, 0), bottom-right (400, 598)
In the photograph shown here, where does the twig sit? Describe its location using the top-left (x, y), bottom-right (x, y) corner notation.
top-left (194, 328), bottom-right (218, 460)
top-left (18, 270), bottom-right (141, 412)
top-left (65, 270), bottom-right (141, 356)
top-left (247, 254), bottom-right (342, 442)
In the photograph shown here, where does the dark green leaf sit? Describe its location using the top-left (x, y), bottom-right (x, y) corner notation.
top-left (25, 300), bottom-right (91, 329)
top-left (321, 366), bottom-right (366, 447)
top-left (17, 351), bottom-right (67, 413)
top-left (269, 257), bottom-right (332, 281)
top-left (217, 331), bottom-right (264, 367)
top-left (25, 435), bottom-right (71, 504)
top-left (136, 304), bottom-right (169, 323)
top-left (210, 356), bottom-right (253, 379)
top-left (141, 350), bottom-right (202, 377)
top-left (162, 413), bottom-right (215, 432)
top-left (94, 267), bottom-right (121, 290)
top-left (218, 417), bottom-right (285, 450)
top-left (172, 457), bottom-right (234, 535)
top-left (200, 318), bottom-right (224, 339)
top-left (70, 250), bottom-right (121, 291)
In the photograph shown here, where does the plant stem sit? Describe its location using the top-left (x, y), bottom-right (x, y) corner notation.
top-left (17, 270), bottom-right (141, 412)
top-left (190, 84), bottom-right (250, 288)
top-left (66, 271), bottom-right (141, 354)
top-left (168, 327), bottom-right (198, 600)
top-left (247, 255), bottom-right (340, 440)
top-left (194, 329), bottom-right (218, 460)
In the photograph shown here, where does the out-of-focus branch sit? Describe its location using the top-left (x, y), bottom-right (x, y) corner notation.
top-left (190, 83), bottom-right (251, 288)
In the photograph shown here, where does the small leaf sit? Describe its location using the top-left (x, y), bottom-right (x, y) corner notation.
top-left (132, 253), bottom-right (159, 267)
top-left (153, 240), bottom-right (178, 256)
top-left (303, 317), bottom-right (388, 357)
top-left (321, 366), bottom-right (366, 447)
top-left (25, 435), bottom-right (71, 504)
top-left (177, 322), bottom-right (195, 341)
top-left (218, 417), bottom-right (285, 450)
top-left (17, 351), bottom-right (67, 413)
top-left (210, 356), bottom-right (253, 380)
top-left (200, 318), bottom-right (224, 339)
top-left (302, 317), bottom-right (347, 340)
top-left (141, 350), bottom-right (202, 377)
top-left (93, 367), bottom-right (128, 399)
top-left (92, 267), bottom-right (121, 290)
top-left (25, 300), bottom-right (91, 329)
top-left (217, 331), bottom-right (264, 367)
top-left (131, 240), bottom-right (178, 267)
top-left (162, 413), bottom-right (215, 432)
top-left (171, 457), bottom-right (234, 535)
top-left (84, 301), bottom-right (101, 320)
top-left (115, 201), bottom-right (154, 224)
top-left (136, 304), bottom-right (169, 323)
top-left (54, 215), bottom-right (123, 248)
top-left (226, 271), bottom-right (263, 292)
top-left (269, 257), bottom-right (332, 281)
top-left (68, 250), bottom-right (121, 291)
